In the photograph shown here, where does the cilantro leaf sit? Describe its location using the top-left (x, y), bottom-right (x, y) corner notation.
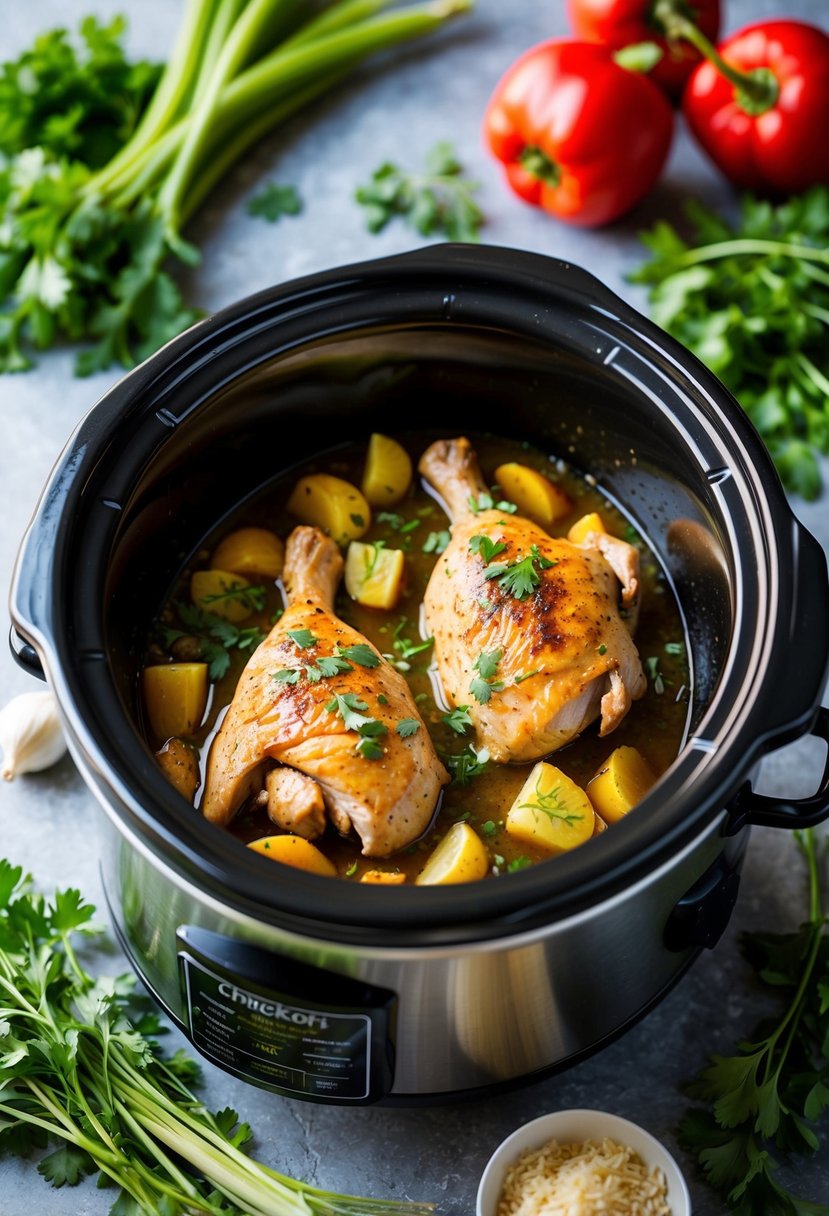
top-left (49, 888), bottom-right (96, 935)
top-left (246, 182), bottom-right (302, 222)
top-left (336, 643), bottom-right (380, 668)
top-left (326, 692), bottom-right (371, 731)
top-left (484, 545), bottom-right (555, 600)
top-left (288, 628), bottom-right (317, 649)
top-left (356, 140), bottom-right (483, 242)
top-left (37, 1143), bottom-right (95, 1187)
top-left (445, 744), bottom-right (490, 785)
top-left (469, 534), bottom-right (507, 563)
top-left (315, 654), bottom-right (353, 677)
top-left (273, 668), bottom-right (300, 684)
top-left (395, 718), bottom-right (420, 737)
top-left (441, 705), bottom-right (473, 735)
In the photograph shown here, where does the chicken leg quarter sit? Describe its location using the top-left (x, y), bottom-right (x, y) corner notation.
top-left (202, 526), bottom-right (448, 856)
top-left (419, 437), bottom-right (646, 763)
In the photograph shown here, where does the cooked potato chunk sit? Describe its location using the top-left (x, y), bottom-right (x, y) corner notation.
top-left (286, 473), bottom-right (371, 545)
top-left (362, 433), bottom-right (413, 507)
top-left (587, 746), bottom-right (657, 824)
top-left (247, 834), bottom-right (337, 876)
top-left (190, 569), bottom-right (257, 623)
top-left (143, 663), bottom-right (208, 740)
top-left (415, 822), bottom-right (489, 885)
top-left (360, 869), bottom-right (407, 884)
top-left (506, 761), bottom-right (595, 854)
top-left (155, 737), bottom-right (201, 803)
top-left (344, 541), bottom-right (406, 609)
top-left (567, 511), bottom-right (606, 545)
top-left (494, 462), bottom-right (573, 528)
top-left (211, 527), bottom-right (284, 579)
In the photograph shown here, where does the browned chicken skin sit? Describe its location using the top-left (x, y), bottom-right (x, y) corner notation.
top-left (419, 437), bottom-right (646, 763)
top-left (202, 526), bottom-right (448, 856)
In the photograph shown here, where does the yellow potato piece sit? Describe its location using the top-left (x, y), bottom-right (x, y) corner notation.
top-left (494, 462), bottom-right (573, 528)
top-left (344, 542), bottom-right (406, 610)
top-left (247, 834), bottom-right (337, 877)
top-left (416, 822), bottom-right (490, 886)
top-left (567, 511), bottom-right (606, 546)
top-left (286, 473), bottom-right (371, 545)
top-left (211, 527), bottom-right (284, 580)
top-left (506, 761), bottom-right (595, 854)
top-left (587, 746), bottom-right (657, 825)
top-left (362, 433), bottom-right (413, 507)
top-left (360, 870), bottom-right (407, 884)
top-left (143, 663), bottom-right (208, 741)
top-left (190, 569), bottom-right (256, 623)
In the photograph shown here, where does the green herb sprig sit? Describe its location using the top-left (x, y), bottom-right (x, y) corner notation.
top-left (161, 602), bottom-right (265, 680)
top-left (470, 648), bottom-right (504, 704)
top-left (680, 828), bottom-right (829, 1214)
top-left (483, 545), bottom-right (556, 601)
top-left (631, 187), bottom-right (829, 499)
top-left (356, 140), bottom-right (483, 241)
top-left (0, 860), bottom-right (435, 1216)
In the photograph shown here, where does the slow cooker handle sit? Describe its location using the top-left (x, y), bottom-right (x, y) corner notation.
top-left (726, 706), bottom-right (829, 832)
top-left (9, 626), bottom-right (46, 681)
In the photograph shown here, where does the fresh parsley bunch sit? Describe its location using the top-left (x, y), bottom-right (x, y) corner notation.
top-left (680, 829), bottom-right (829, 1214)
top-left (631, 187), bottom-right (829, 499)
top-left (0, 859), bottom-right (434, 1216)
top-left (0, 0), bottom-right (472, 376)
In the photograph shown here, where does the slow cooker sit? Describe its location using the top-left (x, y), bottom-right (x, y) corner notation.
top-left (9, 245), bottom-right (829, 1104)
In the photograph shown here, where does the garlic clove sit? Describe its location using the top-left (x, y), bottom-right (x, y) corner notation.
top-left (0, 690), bottom-right (67, 781)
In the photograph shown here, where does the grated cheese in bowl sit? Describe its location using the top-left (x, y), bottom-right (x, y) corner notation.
top-left (497, 1135), bottom-right (671, 1216)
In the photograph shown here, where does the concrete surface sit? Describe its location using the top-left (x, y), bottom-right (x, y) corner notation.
top-left (1, 0), bottom-right (828, 1212)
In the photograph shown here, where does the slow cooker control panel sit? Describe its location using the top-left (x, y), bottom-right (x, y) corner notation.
top-left (176, 926), bottom-right (397, 1104)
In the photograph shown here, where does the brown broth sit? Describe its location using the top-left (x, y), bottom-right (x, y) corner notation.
top-left (144, 432), bottom-right (690, 883)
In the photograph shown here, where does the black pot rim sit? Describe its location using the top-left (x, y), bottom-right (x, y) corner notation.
top-left (11, 243), bottom-right (829, 947)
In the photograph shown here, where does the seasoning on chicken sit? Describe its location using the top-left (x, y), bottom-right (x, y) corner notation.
top-left (419, 437), bottom-right (646, 763)
top-left (201, 526), bottom-right (448, 856)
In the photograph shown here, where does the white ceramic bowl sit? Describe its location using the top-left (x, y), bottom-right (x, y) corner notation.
top-left (476, 1108), bottom-right (692, 1216)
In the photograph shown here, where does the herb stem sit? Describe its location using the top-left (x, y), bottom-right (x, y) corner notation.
top-left (660, 237), bottom-right (829, 270)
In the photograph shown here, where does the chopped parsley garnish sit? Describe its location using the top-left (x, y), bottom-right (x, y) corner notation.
top-left (350, 513), bottom-right (365, 528)
top-left (161, 602), bottom-right (266, 680)
top-left (597, 643), bottom-right (608, 656)
top-left (287, 628), bottom-right (317, 649)
top-left (484, 545), bottom-right (556, 600)
top-left (445, 744), bottom-right (490, 785)
top-left (470, 648), bottom-right (504, 704)
top-left (326, 692), bottom-right (388, 760)
top-left (480, 820), bottom-right (497, 836)
top-left (664, 640), bottom-right (685, 657)
top-left (200, 581), bottom-right (268, 613)
top-left (336, 643), bottom-right (380, 668)
top-left (422, 529), bottom-right (451, 554)
top-left (345, 860), bottom-right (358, 877)
top-left (395, 718), bottom-right (421, 737)
top-left (514, 669), bottom-right (539, 684)
top-left (273, 668), bottom-right (301, 684)
top-left (376, 511), bottom-right (405, 530)
top-left (507, 856), bottom-right (531, 873)
top-left (311, 654), bottom-right (350, 677)
top-left (441, 705), bottom-right (473, 734)
top-left (645, 655), bottom-right (666, 695)
top-left (384, 617), bottom-right (434, 672)
top-left (468, 490), bottom-right (518, 514)
top-left (325, 692), bottom-right (372, 731)
top-left (469, 534), bottom-right (507, 563)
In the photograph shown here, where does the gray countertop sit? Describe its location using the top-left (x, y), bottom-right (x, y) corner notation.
top-left (2, 0), bottom-right (829, 1212)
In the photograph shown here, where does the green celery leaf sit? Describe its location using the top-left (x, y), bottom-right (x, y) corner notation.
top-left (37, 1143), bottom-right (96, 1187)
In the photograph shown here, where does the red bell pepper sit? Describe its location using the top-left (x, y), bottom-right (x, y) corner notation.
top-left (566, 0), bottom-right (720, 98)
top-left (482, 40), bottom-right (674, 227)
top-left (679, 19), bottom-right (829, 195)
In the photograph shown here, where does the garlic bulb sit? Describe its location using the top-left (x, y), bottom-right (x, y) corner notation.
top-left (0, 690), bottom-right (67, 781)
